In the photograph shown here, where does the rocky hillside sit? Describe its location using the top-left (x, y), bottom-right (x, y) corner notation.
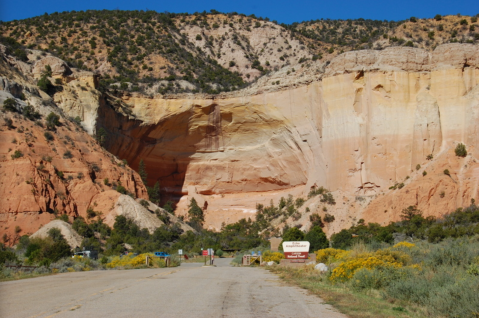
top-left (2, 11), bottom-right (478, 95)
top-left (1, 10), bottom-right (479, 238)
top-left (294, 14), bottom-right (479, 51)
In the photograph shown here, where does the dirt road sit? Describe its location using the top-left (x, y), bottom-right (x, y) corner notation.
top-left (0, 258), bottom-right (345, 318)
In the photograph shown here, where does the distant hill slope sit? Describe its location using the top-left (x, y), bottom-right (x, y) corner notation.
top-left (1, 10), bottom-right (477, 96)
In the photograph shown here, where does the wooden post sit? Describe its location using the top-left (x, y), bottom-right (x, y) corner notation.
top-left (146, 255), bottom-right (149, 266)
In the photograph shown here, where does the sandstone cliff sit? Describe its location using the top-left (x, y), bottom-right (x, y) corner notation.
top-left (2, 41), bottom-right (479, 237)
top-left (90, 44), bottom-right (479, 233)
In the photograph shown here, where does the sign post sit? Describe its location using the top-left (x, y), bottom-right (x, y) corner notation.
top-left (202, 249), bottom-right (208, 265)
top-left (282, 241), bottom-right (310, 259)
top-left (178, 249), bottom-right (183, 264)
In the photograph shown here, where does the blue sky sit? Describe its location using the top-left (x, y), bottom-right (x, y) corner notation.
top-left (1, 0), bottom-right (478, 23)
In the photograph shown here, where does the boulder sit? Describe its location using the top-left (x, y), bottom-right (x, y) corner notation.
top-left (315, 263), bottom-right (328, 272)
top-left (32, 56), bottom-right (71, 78)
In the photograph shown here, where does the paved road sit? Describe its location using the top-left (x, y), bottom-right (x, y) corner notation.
top-left (0, 258), bottom-right (346, 318)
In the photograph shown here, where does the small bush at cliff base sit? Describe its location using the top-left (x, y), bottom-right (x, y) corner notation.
top-left (116, 185), bottom-right (127, 194)
top-left (22, 105), bottom-right (40, 120)
top-left (0, 244), bottom-right (19, 264)
top-left (11, 150), bottom-right (23, 159)
top-left (44, 131), bottom-right (54, 141)
top-left (3, 98), bottom-right (18, 112)
top-left (63, 150), bottom-right (73, 159)
top-left (455, 143), bottom-right (467, 157)
top-left (323, 213), bottom-right (335, 223)
top-left (37, 75), bottom-right (53, 93)
top-left (45, 112), bottom-right (60, 130)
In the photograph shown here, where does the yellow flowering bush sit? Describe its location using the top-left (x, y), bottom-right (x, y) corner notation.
top-left (330, 254), bottom-right (403, 282)
top-left (107, 253), bottom-right (155, 269)
top-left (72, 255), bottom-right (83, 261)
top-left (316, 248), bottom-right (350, 263)
top-left (393, 242), bottom-right (415, 249)
top-left (374, 249), bottom-right (411, 265)
top-left (263, 252), bottom-right (285, 264)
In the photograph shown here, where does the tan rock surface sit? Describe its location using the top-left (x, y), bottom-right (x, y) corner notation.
top-left (92, 44), bottom-right (479, 232)
top-left (30, 220), bottom-right (82, 248)
top-left (32, 56), bottom-right (72, 78)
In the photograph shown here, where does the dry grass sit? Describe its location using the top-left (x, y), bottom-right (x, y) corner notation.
top-left (268, 265), bottom-right (425, 318)
top-left (0, 270), bottom-right (53, 282)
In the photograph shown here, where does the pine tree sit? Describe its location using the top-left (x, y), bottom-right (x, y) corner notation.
top-left (188, 198), bottom-right (204, 225)
top-left (148, 181), bottom-right (160, 204)
top-left (305, 226), bottom-right (329, 251)
top-left (138, 159), bottom-right (148, 185)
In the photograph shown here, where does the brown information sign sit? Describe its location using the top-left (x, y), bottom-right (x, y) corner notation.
top-left (282, 241), bottom-right (310, 259)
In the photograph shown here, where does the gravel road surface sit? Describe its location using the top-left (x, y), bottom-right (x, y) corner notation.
top-left (0, 258), bottom-right (346, 318)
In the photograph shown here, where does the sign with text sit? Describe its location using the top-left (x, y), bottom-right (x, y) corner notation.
top-left (282, 241), bottom-right (310, 259)
top-left (178, 249), bottom-right (183, 255)
top-left (202, 250), bottom-right (208, 256)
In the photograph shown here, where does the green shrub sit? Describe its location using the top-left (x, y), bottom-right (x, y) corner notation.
top-left (44, 131), bottom-right (54, 141)
top-left (455, 143), bottom-right (467, 157)
top-left (3, 98), bottom-right (17, 112)
top-left (282, 227), bottom-right (304, 242)
top-left (139, 199), bottom-right (149, 208)
top-left (295, 198), bottom-right (305, 208)
top-left (37, 75), bottom-right (53, 93)
top-left (63, 150), bottom-right (73, 159)
top-left (46, 112), bottom-right (60, 130)
top-left (11, 150), bottom-right (23, 159)
top-left (304, 226), bottom-right (329, 251)
top-left (323, 213), bottom-right (335, 223)
top-left (116, 185), bottom-right (127, 194)
top-left (0, 244), bottom-right (19, 264)
top-left (320, 192), bottom-right (336, 205)
top-left (22, 105), bottom-right (40, 120)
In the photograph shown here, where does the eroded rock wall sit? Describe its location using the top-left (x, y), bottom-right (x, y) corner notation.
top-left (94, 44), bottom-right (479, 231)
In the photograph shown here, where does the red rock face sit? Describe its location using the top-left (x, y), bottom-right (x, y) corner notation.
top-left (0, 113), bottom-right (147, 245)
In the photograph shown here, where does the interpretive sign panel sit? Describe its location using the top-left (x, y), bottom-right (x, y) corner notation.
top-left (282, 241), bottom-right (310, 259)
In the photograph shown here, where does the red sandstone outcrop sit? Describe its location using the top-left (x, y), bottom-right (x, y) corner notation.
top-left (0, 103), bottom-right (148, 245)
